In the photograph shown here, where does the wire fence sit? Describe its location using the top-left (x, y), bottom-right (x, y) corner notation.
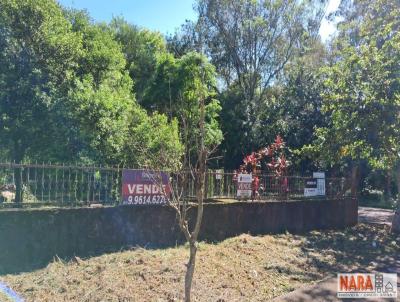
top-left (0, 163), bottom-right (350, 206)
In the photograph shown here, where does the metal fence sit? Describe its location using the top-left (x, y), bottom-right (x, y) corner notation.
top-left (0, 163), bottom-right (122, 205)
top-left (0, 163), bottom-right (350, 206)
top-left (200, 171), bottom-right (350, 200)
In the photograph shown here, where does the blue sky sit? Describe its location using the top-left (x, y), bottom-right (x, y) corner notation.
top-left (58, 0), bottom-right (340, 40)
top-left (319, 0), bottom-right (341, 42)
top-left (57, 0), bottom-right (197, 35)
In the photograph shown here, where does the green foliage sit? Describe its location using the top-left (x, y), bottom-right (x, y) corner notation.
top-left (126, 111), bottom-right (183, 170)
top-left (218, 84), bottom-right (252, 168)
top-left (110, 18), bottom-right (168, 103)
top-left (312, 0), bottom-right (400, 170)
top-left (108, 18), bottom-right (222, 160)
top-left (0, 0), bottom-right (82, 162)
top-left (66, 11), bottom-right (184, 169)
top-left (263, 40), bottom-right (328, 171)
top-left (195, 0), bottom-right (327, 106)
top-left (0, 1), bottom-right (183, 170)
top-left (175, 52), bottom-right (223, 149)
top-left (191, 0), bottom-right (327, 168)
top-left (219, 39), bottom-right (328, 169)
top-left (2, 0), bottom-right (399, 203)
top-left (65, 10), bottom-right (134, 163)
top-left (145, 51), bottom-right (223, 150)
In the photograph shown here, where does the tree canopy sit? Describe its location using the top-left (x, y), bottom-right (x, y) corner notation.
top-left (1, 0), bottom-right (399, 200)
top-left (0, 0), bottom-right (183, 170)
top-left (311, 0), bottom-right (400, 171)
top-left (0, 0), bottom-right (81, 162)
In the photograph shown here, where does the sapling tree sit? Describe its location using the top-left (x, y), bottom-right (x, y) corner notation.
top-left (142, 98), bottom-right (217, 302)
top-left (140, 55), bottom-right (222, 301)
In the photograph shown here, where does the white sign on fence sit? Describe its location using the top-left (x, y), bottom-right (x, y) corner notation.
top-left (215, 169), bottom-right (223, 180)
top-left (304, 179), bottom-right (318, 197)
top-left (304, 172), bottom-right (326, 197)
top-left (237, 173), bottom-right (252, 198)
top-left (313, 172), bottom-right (325, 179)
top-left (314, 172), bottom-right (326, 196)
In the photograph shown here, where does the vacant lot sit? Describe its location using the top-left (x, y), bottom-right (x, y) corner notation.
top-left (1, 224), bottom-right (398, 302)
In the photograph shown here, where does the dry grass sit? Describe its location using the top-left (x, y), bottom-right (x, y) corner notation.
top-left (1, 224), bottom-right (399, 302)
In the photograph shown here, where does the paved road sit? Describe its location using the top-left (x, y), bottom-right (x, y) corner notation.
top-left (273, 207), bottom-right (398, 302)
top-left (358, 206), bottom-right (395, 226)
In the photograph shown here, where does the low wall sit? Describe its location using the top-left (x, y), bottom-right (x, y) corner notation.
top-left (0, 198), bottom-right (357, 274)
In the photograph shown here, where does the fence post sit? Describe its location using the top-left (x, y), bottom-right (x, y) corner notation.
top-left (119, 165), bottom-right (123, 204)
top-left (34, 161), bottom-right (37, 201)
top-left (14, 160), bottom-right (23, 203)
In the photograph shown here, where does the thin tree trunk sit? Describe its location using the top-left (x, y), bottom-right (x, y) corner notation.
top-left (183, 96), bottom-right (206, 302)
top-left (385, 171), bottom-right (392, 200)
top-left (390, 165), bottom-right (400, 233)
top-left (396, 165), bottom-right (400, 208)
top-left (350, 163), bottom-right (360, 199)
top-left (184, 242), bottom-right (197, 302)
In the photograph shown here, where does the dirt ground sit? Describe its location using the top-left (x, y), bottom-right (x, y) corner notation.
top-left (1, 224), bottom-right (399, 302)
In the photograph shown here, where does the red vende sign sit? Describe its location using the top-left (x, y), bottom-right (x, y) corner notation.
top-left (122, 169), bottom-right (170, 205)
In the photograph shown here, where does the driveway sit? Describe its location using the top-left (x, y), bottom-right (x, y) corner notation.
top-left (358, 206), bottom-right (395, 226)
top-left (274, 207), bottom-right (399, 302)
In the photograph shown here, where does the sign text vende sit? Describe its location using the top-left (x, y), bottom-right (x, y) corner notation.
top-left (122, 169), bottom-right (170, 205)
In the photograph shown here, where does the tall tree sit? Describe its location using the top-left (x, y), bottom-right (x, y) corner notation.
top-left (261, 39), bottom-right (328, 172)
top-left (0, 2), bottom-right (183, 201)
top-left (0, 0), bottom-right (81, 164)
top-left (179, 0), bottom-right (327, 168)
top-left (311, 0), bottom-right (400, 197)
top-left (109, 18), bottom-right (167, 104)
top-left (144, 52), bottom-right (223, 155)
top-left (219, 37), bottom-right (328, 169)
top-left (65, 10), bottom-right (134, 164)
top-left (65, 10), bottom-right (184, 169)
top-left (166, 20), bottom-right (205, 58)
top-left (196, 0), bottom-right (326, 107)
top-left (0, 0), bottom-right (82, 201)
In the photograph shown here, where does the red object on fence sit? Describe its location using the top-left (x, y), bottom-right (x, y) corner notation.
top-left (233, 170), bottom-right (238, 184)
top-left (239, 135), bottom-right (289, 176)
top-left (251, 176), bottom-right (260, 200)
top-left (237, 135), bottom-right (290, 198)
top-left (252, 176), bottom-right (260, 191)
